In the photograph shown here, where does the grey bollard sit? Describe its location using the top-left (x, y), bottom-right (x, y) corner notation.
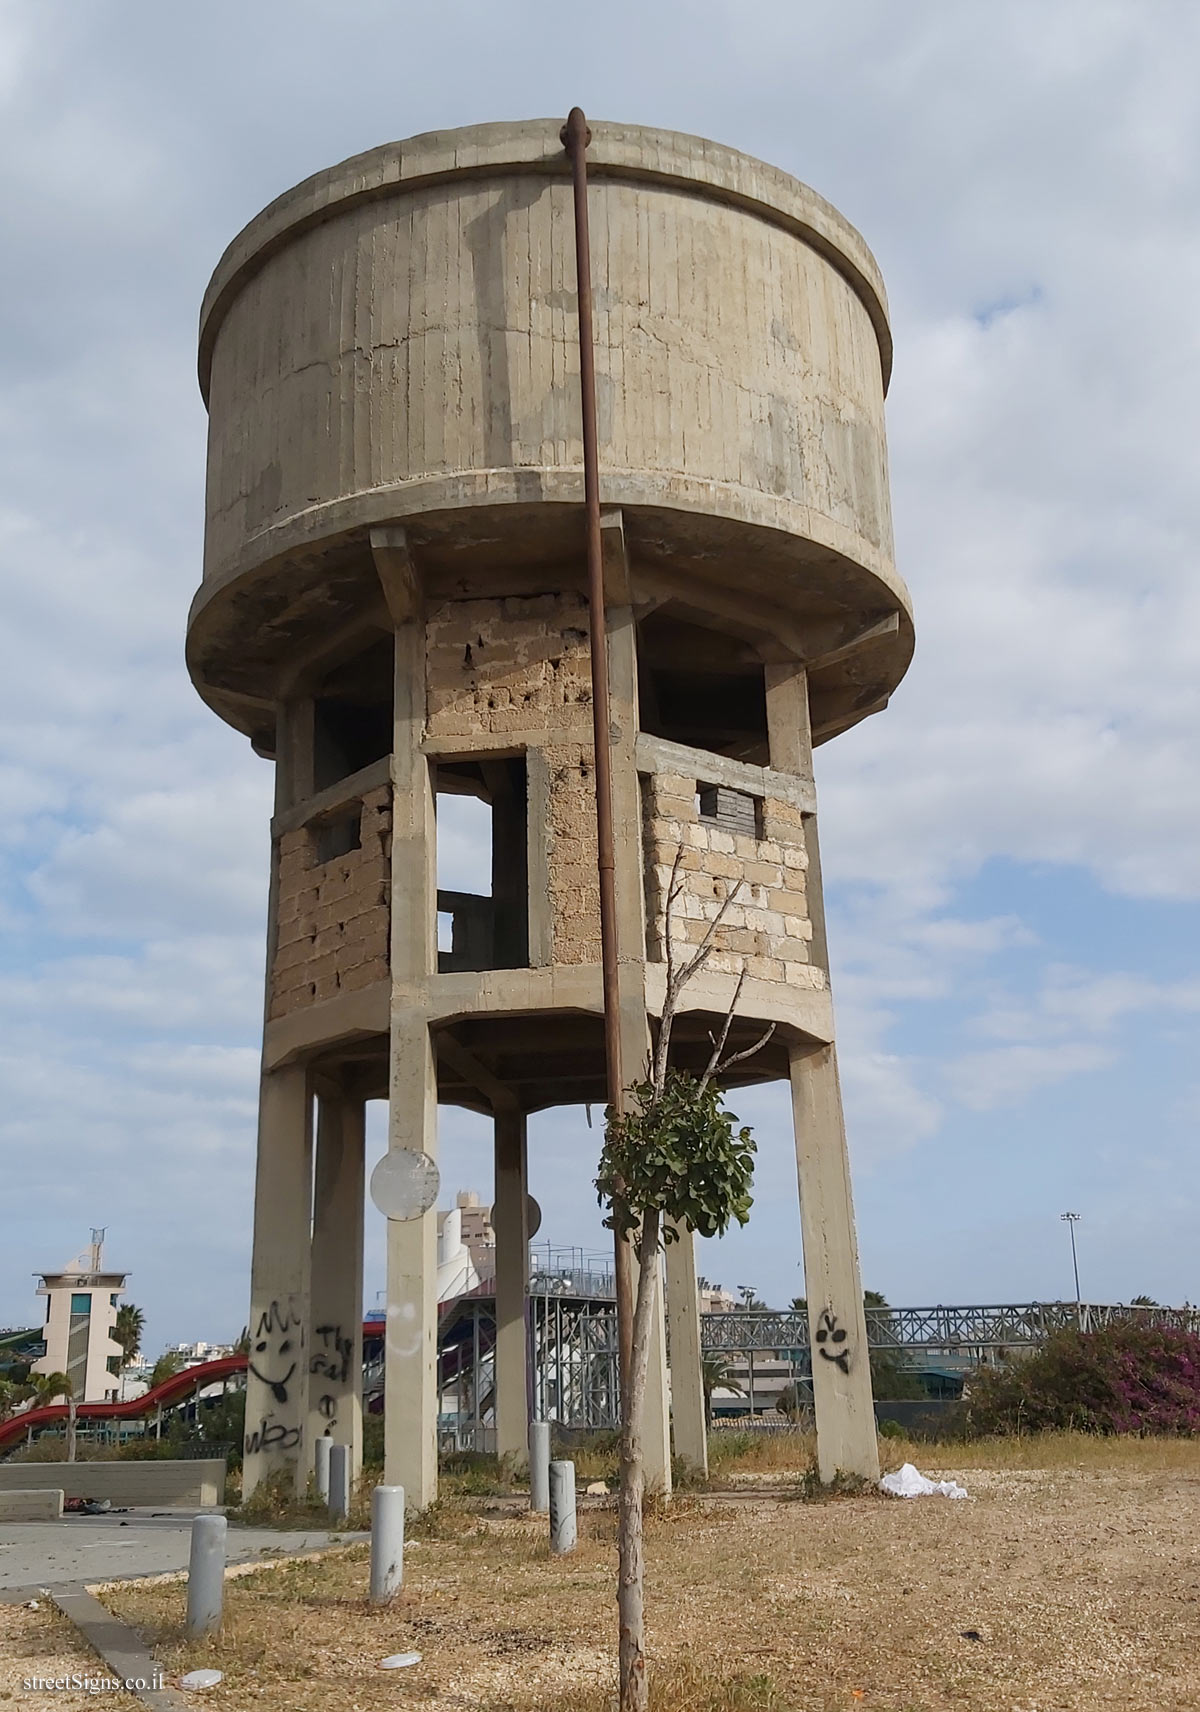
top-left (328, 1442), bottom-right (351, 1524)
top-left (314, 1434), bottom-right (332, 1504)
top-left (529, 1420), bottom-right (551, 1514)
top-left (369, 1485), bottom-right (405, 1603)
top-left (185, 1513), bottom-right (227, 1638)
top-left (549, 1459), bottom-right (577, 1554)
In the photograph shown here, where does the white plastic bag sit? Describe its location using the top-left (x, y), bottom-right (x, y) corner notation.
top-left (880, 1461), bottom-right (968, 1500)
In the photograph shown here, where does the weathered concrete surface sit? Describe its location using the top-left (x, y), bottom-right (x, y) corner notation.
top-left (242, 1064), bottom-right (312, 1499)
top-left (0, 1489), bottom-right (63, 1521)
top-left (0, 1464), bottom-right (224, 1509)
top-left (0, 1512), bottom-right (364, 1595)
top-left (188, 119), bottom-right (912, 748)
top-left (307, 1091), bottom-right (365, 1480)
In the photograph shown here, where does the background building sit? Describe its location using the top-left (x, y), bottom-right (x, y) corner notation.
top-left (32, 1230), bottom-right (126, 1404)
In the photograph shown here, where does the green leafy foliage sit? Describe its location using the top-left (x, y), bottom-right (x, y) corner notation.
top-left (966, 1323), bottom-right (1200, 1435)
top-left (149, 1350), bottom-right (184, 1389)
top-left (869, 1352), bottom-right (928, 1401)
top-left (596, 1070), bottom-right (756, 1242)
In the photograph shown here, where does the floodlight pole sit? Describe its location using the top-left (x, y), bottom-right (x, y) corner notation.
top-left (1061, 1212), bottom-right (1082, 1328)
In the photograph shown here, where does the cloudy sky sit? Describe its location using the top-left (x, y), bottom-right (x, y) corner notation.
top-left (1, 1), bottom-right (1197, 1353)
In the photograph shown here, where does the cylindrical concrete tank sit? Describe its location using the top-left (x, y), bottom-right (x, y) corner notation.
top-left (189, 119), bottom-right (912, 748)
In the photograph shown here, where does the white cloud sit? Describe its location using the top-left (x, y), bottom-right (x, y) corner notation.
top-left (1, 0), bottom-right (1199, 1325)
top-left (944, 1042), bottom-right (1116, 1113)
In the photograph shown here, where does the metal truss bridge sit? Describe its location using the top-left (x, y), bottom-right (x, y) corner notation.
top-left (700, 1301), bottom-right (1200, 1356)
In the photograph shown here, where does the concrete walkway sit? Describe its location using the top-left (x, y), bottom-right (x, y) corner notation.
top-left (0, 1510), bottom-right (365, 1599)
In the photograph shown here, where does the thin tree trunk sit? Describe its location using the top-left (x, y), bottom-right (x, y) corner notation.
top-left (618, 1209), bottom-right (662, 1712)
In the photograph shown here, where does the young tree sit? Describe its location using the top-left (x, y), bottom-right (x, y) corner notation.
top-left (597, 856), bottom-right (773, 1711)
top-left (114, 1303), bottom-right (145, 1369)
top-left (149, 1351), bottom-right (184, 1390)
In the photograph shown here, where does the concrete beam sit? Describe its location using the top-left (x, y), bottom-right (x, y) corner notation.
top-left (370, 524), bottom-right (422, 625)
top-left (435, 1032), bottom-right (518, 1114)
top-left (635, 731), bottom-right (816, 813)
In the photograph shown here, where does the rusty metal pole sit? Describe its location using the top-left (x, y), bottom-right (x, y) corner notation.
top-left (561, 107), bottom-right (635, 1401)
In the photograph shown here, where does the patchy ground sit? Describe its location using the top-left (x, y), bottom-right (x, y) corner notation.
top-left (0, 1601), bottom-right (140, 1711)
top-left (3, 1440), bottom-right (1199, 1710)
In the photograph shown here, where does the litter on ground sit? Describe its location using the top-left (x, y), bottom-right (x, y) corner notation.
top-left (880, 1462), bottom-right (969, 1500)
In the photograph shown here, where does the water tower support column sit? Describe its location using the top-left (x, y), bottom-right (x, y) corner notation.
top-left (765, 663), bottom-right (878, 1482)
top-left (664, 1231), bottom-right (707, 1475)
top-left (493, 1109), bottom-right (530, 1469)
top-left (307, 1081), bottom-right (365, 1482)
top-left (243, 1062), bottom-right (313, 1498)
top-left (384, 603), bottom-right (441, 1507)
top-left (604, 535), bottom-right (673, 1495)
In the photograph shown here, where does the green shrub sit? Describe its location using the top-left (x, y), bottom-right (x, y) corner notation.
top-left (965, 1324), bottom-right (1200, 1436)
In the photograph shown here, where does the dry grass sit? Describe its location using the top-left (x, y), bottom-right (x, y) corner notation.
top-left (712, 1427), bottom-right (1200, 1480)
top-left (0, 1601), bottom-right (141, 1711)
top-left (92, 1433), bottom-right (1200, 1711)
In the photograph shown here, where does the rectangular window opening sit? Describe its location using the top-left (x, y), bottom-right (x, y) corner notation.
top-left (637, 614), bottom-right (769, 765)
top-left (314, 808), bottom-right (362, 865)
top-left (311, 636), bottom-right (395, 792)
top-left (697, 784), bottom-right (760, 839)
top-left (434, 756), bottom-right (528, 973)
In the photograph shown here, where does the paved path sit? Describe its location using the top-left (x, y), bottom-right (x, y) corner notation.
top-left (0, 1511), bottom-right (365, 1599)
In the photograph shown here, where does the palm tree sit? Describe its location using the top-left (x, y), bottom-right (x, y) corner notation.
top-left (700, 1354), bottom-right (744, 1429)
top-left (25, 1371), bottom-right (72, 1407)
top-left (114, 1303), bottom-right (145, 1369)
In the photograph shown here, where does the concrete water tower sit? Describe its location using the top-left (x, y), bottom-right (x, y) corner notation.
top-left (189, 119), bottom-right (914, 1502)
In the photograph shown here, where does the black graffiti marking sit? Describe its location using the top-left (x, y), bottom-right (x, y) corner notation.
top-left (244, 1415), bottom-right (301, 1456)
top-left (317, 1392), bottom-right (338, 1420)
top-left (309, 1323), bottom-right (353, 1384)
top-left (815, 1309), bottom-right (852, 1374)
top-left (248, 1360), bottom-right (296, 1404)
top-left (254, 1299), bottom-right (303, 1340)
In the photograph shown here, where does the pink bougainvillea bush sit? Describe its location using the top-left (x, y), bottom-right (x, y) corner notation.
top-left (966, 1324), bottom-right (1200, 1436)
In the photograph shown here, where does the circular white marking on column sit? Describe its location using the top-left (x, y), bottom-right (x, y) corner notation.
top-left (370, 1150), bottom-right (439, 1219)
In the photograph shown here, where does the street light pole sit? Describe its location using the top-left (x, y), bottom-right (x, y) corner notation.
top-left (1061, 1212), bottom-right (1082, 1328)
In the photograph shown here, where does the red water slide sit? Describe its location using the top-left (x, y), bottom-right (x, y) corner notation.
top-left (0, 1308), bottom-right (456, 1451)
top-left (0, 1353), bottom-right (248, 1451)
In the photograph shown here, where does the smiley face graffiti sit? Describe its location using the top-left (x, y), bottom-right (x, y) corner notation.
top-left (247, 1299), bottom-right (303, 1404)
top-left (815, 1308), bottom-right (851, 1374)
